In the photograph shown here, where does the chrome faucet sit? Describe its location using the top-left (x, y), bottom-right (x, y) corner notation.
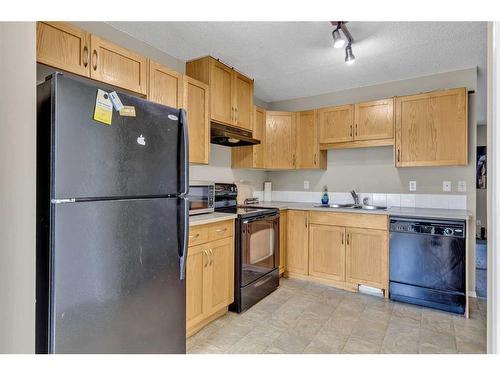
top-left (350, 190), bottom-right (359, 205)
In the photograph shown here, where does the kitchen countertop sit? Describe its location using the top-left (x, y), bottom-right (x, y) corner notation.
top-left (245, 201), bottom-right (472, 221)
top-left (189, 212), bottom-right (237, 226)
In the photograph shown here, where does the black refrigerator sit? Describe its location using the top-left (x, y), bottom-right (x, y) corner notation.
top-left (36, 73), bottom-right (189, 354)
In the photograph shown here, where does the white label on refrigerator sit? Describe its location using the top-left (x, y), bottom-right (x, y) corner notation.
top-left (109, 91), bottom-right (125, 111)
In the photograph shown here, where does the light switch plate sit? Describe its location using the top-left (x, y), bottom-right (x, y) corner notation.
top-left (409, 181), bottom-right (417, 191)
top-left (443, 181), bottom-right (452, 192)
top-left (303, 180), bottom-right (310, 190)
top-left (458, 180), bottom-right (466, 192)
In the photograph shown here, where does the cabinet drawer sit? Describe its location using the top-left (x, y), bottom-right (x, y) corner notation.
top-left (189, 225), bottom-right (209, 247)
top-left (208, 220), bottom-right (234, 241)
top-left (309, 211), bottom-right (388, 230)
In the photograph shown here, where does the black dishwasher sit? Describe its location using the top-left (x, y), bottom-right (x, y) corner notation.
top-left (389, 217), bottom-right (466, 314)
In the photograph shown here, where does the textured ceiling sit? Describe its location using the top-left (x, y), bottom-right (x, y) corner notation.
top-left (108, 21), bottom-right (487, 122)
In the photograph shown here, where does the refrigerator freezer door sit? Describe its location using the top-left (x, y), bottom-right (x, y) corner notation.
top-left (49, 198), bottom-right (186, 353)
top-left (50, 74), bottom-right (186, 199)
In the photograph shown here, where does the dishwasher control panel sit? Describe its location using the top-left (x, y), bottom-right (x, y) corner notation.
top-left (390, 218), bottom-right (465, 238)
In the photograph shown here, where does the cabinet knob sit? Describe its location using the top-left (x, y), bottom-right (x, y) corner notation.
top-left (82, 46), bottom-right (89, 68)
top-left (203, 250), bottom-right (209, 267)
top-left (92, 49), bottom-right (98, 71)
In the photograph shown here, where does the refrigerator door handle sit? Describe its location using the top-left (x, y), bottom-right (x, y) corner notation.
top-left (178, 196), bottom-right (189, 280)
top-left (179, 108), bottom-right (189, 196)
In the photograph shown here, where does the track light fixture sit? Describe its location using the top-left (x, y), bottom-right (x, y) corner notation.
top-left (331, 21), bottom-right (356, 65)
top-left (345, 43), bottom-right (355, 64)
top-left (332, 28), bottom-right (345, 49)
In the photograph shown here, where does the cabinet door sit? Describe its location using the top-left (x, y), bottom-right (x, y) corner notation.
top-left (354, 98), bottom-right (394, 141)
top-left (296, 110), bottom-right (325, 169)
top-left (148, 61), bottom-right (183, 108)
top-left (186, 244), bottom-right (208, 330)
top-left (204, 237), bottom-right (234, 315)
top-left (286, 210), bottom-right (309, 275)
top-left (90, 35), bottom-right (147, 95)
top-left (36, 22), bottom-right (90, 77)
top-left (345, 227), bottom-right (388, 289)
top-left (279, 210), bottom-right (288, 275)
top-left (309, 225), bottom-right (345, 282)
top-left (183, 76), bottom-right (210, 164)
top-left (253, 106), bottom-right (266, 168)
top-left (319, 105), bottom-right (354, 143)
top-left (209, 58), bottom-right (234, 125)
top-left (234, 72), bottom-right (254, 131)
top-left (266, 111), bottom-right (296, 169)
top-left (395, 88), bottom-right (468, 167)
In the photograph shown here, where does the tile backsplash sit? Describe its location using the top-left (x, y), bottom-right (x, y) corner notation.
top-left (252, 190), bottom-right (467, 210)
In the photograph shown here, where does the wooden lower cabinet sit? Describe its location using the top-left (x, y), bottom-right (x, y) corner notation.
top-left (186, 221), bottom-right (234, 337)
top-left (284, 210), bottom-right (389, 296)
top-left (286, 210), bottom-right (309, 276)
top-left (308, 224), bottom-right (345, 282)
top-left (279, 210), bottom-right (287, 275)
top-left (186, 243), bottom-right (207, 328)
top-left (345, 227), bottom-right (388, 291)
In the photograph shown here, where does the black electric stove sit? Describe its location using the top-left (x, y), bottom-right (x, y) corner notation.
top-left (214, 183), bottom-right (280, 312)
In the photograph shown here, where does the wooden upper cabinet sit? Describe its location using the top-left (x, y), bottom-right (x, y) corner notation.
top-left (309, 224), bottom-right (345, 282)
top-left (148, 61), bottom-right (183, 108)
top-left (209, 58), bottom-right (234, 125)
top-left (232, 106), bottom-right (265, 168)
top-left (296, 110), bottom-right (326, 169)
top-left (253, 106), bottom-right (266, 168)
top-left (319, 104), bottom-right (354, 144)
top-left (234, 72), bottom-right (254, 131)
top-left (36, 22), bottom-right (91, 77)
top-left (183, 76), bottom-right (210, 164)
top-left (187, 56), bottom-right (254, 130)
top-left (90, 35), bottom-right (147, 95)
top-left (354, 98), bottom-right (394, 141)
top-left (286, 210), bottom-right (309, 276)
top-left (265, 111), bottom-right (296, 169)
top-left (395, 87), bottom-right (468, 167)
top-left (345, 227), bottom-right (388, 290)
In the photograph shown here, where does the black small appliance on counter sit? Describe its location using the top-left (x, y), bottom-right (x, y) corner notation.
top-left (214, 183), bottom-right (280, 312)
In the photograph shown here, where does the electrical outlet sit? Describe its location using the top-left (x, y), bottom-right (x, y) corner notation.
top-left (409, 181), bottom-right (417, 192)
top-left (443, 181), bottom-right (452, 192)
top-left (458, 180), bottom-right (466, 192)
top-left (477, 219), bottom-right (482, 226)
top-left (303, 180), bottom-right (310, 190)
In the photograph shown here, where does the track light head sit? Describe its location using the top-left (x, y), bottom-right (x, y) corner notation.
top-left (345, 44), bottom-right (355, 65)
top-left (332, 29), bottom-right (345, 49)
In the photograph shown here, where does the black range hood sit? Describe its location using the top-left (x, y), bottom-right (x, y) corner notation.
top-left (210, 122), bottom-right (261, 147)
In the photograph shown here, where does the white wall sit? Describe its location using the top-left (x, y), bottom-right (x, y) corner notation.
top-left (0, 22), bottom-right (36, 353)
top-left (190, 145), bottom-right (268, 190)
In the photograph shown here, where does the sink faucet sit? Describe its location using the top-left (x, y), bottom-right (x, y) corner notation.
top-left (350, 190), bottom-right (359, 205)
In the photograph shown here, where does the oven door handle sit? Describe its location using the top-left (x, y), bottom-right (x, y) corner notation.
top-left (241, 214), bottom-right (280, 224)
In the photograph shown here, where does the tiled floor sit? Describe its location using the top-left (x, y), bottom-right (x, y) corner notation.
top-left (187, 278), bottom-right (487, 354)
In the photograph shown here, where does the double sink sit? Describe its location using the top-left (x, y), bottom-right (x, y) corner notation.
top-left (313, 203), bottom-right (387, 211)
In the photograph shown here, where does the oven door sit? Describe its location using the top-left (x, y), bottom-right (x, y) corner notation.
top-left (240, 214), bottom-right (279, 287)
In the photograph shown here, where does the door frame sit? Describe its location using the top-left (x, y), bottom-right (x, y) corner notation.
top-left (487, 21), bottom-right (500, 354)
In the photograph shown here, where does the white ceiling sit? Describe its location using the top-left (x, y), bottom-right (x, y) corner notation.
top-left (108, 21), bottom-right (487, 122)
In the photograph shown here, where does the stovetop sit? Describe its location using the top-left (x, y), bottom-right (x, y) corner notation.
top-left (216, 205), bottom-right (279, 219)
